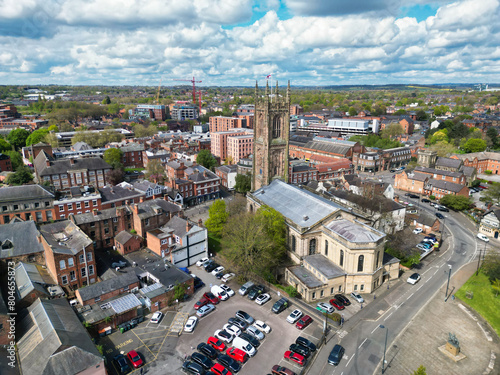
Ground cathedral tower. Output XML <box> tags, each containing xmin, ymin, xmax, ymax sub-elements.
<box><xmin>252</xmin><ymin>80</ymin><xmax>290</xmax><ymax>191</ymax></box>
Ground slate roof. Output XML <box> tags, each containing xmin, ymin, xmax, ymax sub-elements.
<box><xmin>39</xmin><ymin>220</ymin><xmax>92</xmax><ymax>255</ymax></box>
<box><xmin>72</xmin><ymin>142</ymin><xmax>92</xmax><ymax>151</ymax></box>
<box><xmin>132</xmin><ymin>180</ymin><xmax>162</xmax><ymax>193</ymax></box>
<box><xmin>415</xmin><ymin>166</ymin><xmax>463</xmax><ymax>178</ymax></box>
<box><xmin>287</xmin><ymin>265</ymin><xmax>323</xmax><ymax>288</ymax></box>
<box><xmin>416</xmin><ymin>212</ymin><xmax>438</xmax><ymax>227</ymax></box>
<box><xmin>407</xmin><ymin>171</ymin><xmax>429</xmax><ymax>182</ymax></box>
<box><xmin>15</xmin><ymin>262</ymin><xmax>54</xmax><ymax>300</ymax></box>
<box><xmin>72</xmin><ymin>206</ymin><xmax>125</xmax><ymax>224</ymax></box>
<box><xmin>0</xmin><ymin>221</ymin><xmax>44</xmax><ymax>259</ymax></box>
<box><xmin>435</xmin><ymin>157</ymin><xmax>462</xmax><ymax>169</ymax></box>
<box><xmin>460</xmin><ymin>165</ymin><xmax>476</xmax><ymax>178</ymax></box>
<box><xmin>329</xmin><ymin>190</ymin><xmax>404</xmax><ymax>212</ymax></box>
<box><xmin>216</xmin><ymin>165</ymin><xmax>238</xmax><ymax>174</ymax></box>
<box><xmin>18</xmin><ymin>298</ymin><xmax>102</xmax><ymax>375</ymax></box>
<box><xmin>99</xmin><ymin>185</ymin><xmax>144</xmax><ymax>203</ymax></box>
<box><xmin>452</xmin><ymin>151</ymin><xmax>500</xmax><ymax>161</ymax></box>
<box><xmin>291</xmin><ymin>164</ymin><xmax>316</xmax><ymax>173</ymax></box>
<box><xmin>304</xmin><ymin>254</ymin><xmax>345</xmax><ymax>279</ymax></box>
<box><xmin>425</xmin><ymin>179</ymin><xmax>467</xmax><ymax>193</ymax></box>
<box><xmin>135</xmin><ymin>198</ymin><xmax>182</xmax><ymax>219</ymax></box>
<box><xmin>115</xmin><ymin>230</ymin><xmax>135</xmax><ymax>245</ymax></box>
<box><xmin>0</xmin><ymin>184</ymin><xmax>54</xmax><ymax>202</ymax></box>
<box><xmin>120</xmin><ymin>143</ymin><xmax>144</xmax><ymax>152</ymax></box>
<box><xmin>250</xmin><ymin>179</ymin><xmax>346</xmax><ymax>228</ymax></box>
<box><xmin>77</xmin><ymin>272</ymin><xmax>138</xmax><ymax>302</ymax></box>
<box><xmin>34</xmin><ymin>151</ymin><xmax>111</xmax><ymax>176</ymax></box>
<box><xmin>325</xmin><ymin>219</ymin><xmax>385</xmax><ymax>243</ymax></box>
<box><xmin>161</xmin><ymin>216</ymin><xmax>190</xmax><ymax>239</ymax></box>
<box><xmin>301</xmin><ymin>140</ymin><xmax>352</xmax><ymax>156</ymax></box>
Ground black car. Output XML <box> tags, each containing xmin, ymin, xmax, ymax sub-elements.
<box><xmin>289</xmin><ymin>343</ymin><xmax>310</xmax><ymax>357</ymax></box>
<box><xmin>203</xmin><ymin>260</ymin><xmax>215</xmax><ymax>271</ymax></box>
<box><xmin>217</xmin><ymin>354</ymin><xmax>241</xmax><ymax>373</ymax></box>
<box><xmin>272</xmin><ymin>297</ymin><xmax>289</xmax><ymax>313</ymax></box>
<box><xmin>205</xmin><ymin>263</ymin><xmax>220</xmax><ymax>273</ymax></box>
<box><xmin>295</xmin><ymin>336</ymin><xmax>317</xmax><ymax>352</ymax></box>
<box><xmin>247</xmin><ymin>285</ymin><xmax>265</xmax><ymax>300</ymax></box>
<box><xmin>228</xmin><ymin>317</ymin><xmax>248</xmax><ymax>330</ymax></box>
<box><xmin>437</xmin><ymin>206</ymin><xmax>449</xmax><ymax>212</ymax></box>
<box><xmin>425</xmin><ymin>233</ymin><xmax>437</xmax><ymax>239</ymax></box>
<box><xmin>239</xmin><ymin>332</ymin><xmax>260</xmax><ymax>348</ymax></box>
<box><xmin>435</xmin><ymin>212</ymin><xmax>445</xmax><ymax>219</ymax></box>
<box><xmin>334</xmin><ymin>294</ymin><xmax>351</xmax><ymax>306</ymax></box>
<box><xmin>215</xmin><ymin>271</ymin><xmax>224</xmax><ymax>279</ymax></box>
<box><xmin>328</xmin><ymin>344</ymin><xmax>345</xmax><ymax>366</ymax></box>
<box><xmin>197</xmin><ymin>343</ymin><xmax>218</xmax><ymax>360</ymax></box>
<box><xmin>191</xmin><ymin>352</ymin><xmax>214</xmax><ymax>370</ymax></box>
<box><xmin>113</xmin><ymin>354</ymin><xmax>131</xmax><ymax>374</ymax></box>
<box><xmin>421</xmin><ymin>198</ymin><xmax>431</xmax><ymax>203</ymax></box>
<box><xmin>409</xmin><ymin>194</ymin><xmax>419</xmax><ymax>199</ymax></box>
<box><xmin>194</xmin><ymin>277</ymin><xmax>205</xmax><ymax>290</ymax></box>
<box><xmin>182</xmin><ymin>360</ymin><xmax>206</xmax><ymax>375</ymax></box>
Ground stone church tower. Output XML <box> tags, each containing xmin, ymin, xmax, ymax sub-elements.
<box><xmin>417</xmin><ymin>149</ymin><xmax>438</xmax><ymax>168</ymax></box>
<box><xmin>252</xmin><ymin>80</ymin><xmax>290</xmax><ymax>191</ymax></box>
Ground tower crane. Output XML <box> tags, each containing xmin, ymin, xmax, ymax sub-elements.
<box><xmin>173</xmin><ymin>76</ymin><xmax>202</xmax><ymax>104</ymax></box>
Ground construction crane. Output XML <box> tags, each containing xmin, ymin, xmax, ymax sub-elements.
<box><xmin>173</xmin><ymin>76</ymin><xmax>202</xmax><ymax>104</ymax></box>
<box><xmin>155</xmin><ymin>78</ymin><xmax>162</xmax><ymax>104</ymax></box>
<box><xmin>198</xmin><ymin>90</ymin><xmax>202</xmax><ymax>116</ymax></box>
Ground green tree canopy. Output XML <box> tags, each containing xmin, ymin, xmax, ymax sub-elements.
<box><xmin>5</xmin><ymin>151</ymin><xmax>23</xmax><ymax>170</ymax></box>
<box><xmin>463</xmin><ymin>138</ymin><xmax>487</xmax><ymax>153</ymax></box>
<box><xmin>196</xmin><ymin>149</ymin><xmax>217</xmax><ymax>170</ymax></box>
<box><xmin>412</xmin><ymin>365</ymin><xmax>427</xmax><ymax>375</ymax></box>
<box><xmin>380</xmin><ymin>123</ymin><xmax>404</xmax><ymax>139</ymax></box>
<box><xmin>47</xmin><ymin>125</ymin><xmax>59</xmax><ymax>132</ymax></box>
<box><xmin>482</xmin><ymin>252</ymin><xmax>500</xmax><ymax>283</ymax></box>
<box><xmin>105</xmin><ymin>168</ymin><xmax>124</xmax><ymax>185</ymax></box>
<box><xmin>234</xmin><ymin>174</ymin><xmax>251</xmax><ymax>194</ymax></box>
<box><xmin>102</xmin><ymin>95</ymin><xmax>111</xmax><ymax>105</ymax></box>
<box><xmin>26</xmin><ymin>128</ymin><xmax>50</xmax><ymax>146</ymax></box>
<box><xmin>0</xmin><ymin>138</ymin><xmax>12</xmax><ymax>152</ymax></box>
<box><xmin>144</xmin><ymin>159</ymin><xmax>165</xmax><ymax>183</ymax></box>
<box><xmin>103</xmin><ymin>147</ymin><xmax>123</xmax><ymax>169</ymax></box>
<box><xmin>205</xmin><ymin>199</ymin><xmax>228</xmax><ymax>237</ymax></box>
<box><xmin>439</xmin><ymin>194</ymin><xmax>472</xmax><ymax>211</ymax></box>
<box><xmin>482</xmin><ymin>184</ymin><xmax>500</xmax><ymax>206</ymax></box>
<box><xmin>487</xmin><ymin>127</ymin><xmax>498</xmax><ymax>147</ymax></box>
<box><xmin>7</xmin><ymin>128</ymin><xmax>29</xmax><ymax>150</ymax></box>
<box><xmin>134</xmin><ymin>124</ymin><xmax>158</xmax><ymax>138</ymax></box>
<box><xmin>6</xmin><ymin>165</ymin><xmax>33</xmax><ymax>185</ymax></box>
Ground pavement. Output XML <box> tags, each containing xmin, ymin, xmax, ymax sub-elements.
<box><xmin>381</xmin><ymin>262</ymin><xmax>499</xmax><ymax>375</ymax></box>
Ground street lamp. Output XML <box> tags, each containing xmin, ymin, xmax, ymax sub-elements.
<box><xmin>379</xmin><ymin>325</ymin><xmax>389</xmax><ymax>374</ymax></box>
<box><xmin>445</xmin><ymin>264</ymin><xmax>452</xmax><ymax>301</ymax></box>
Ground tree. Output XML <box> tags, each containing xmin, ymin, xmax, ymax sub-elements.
<box><xmin>173</xmin><ymin>283</ymin><xmax>187</xmax><ymax>301</ymax></box>
<box><xmin>105</xmin><ymin>168</ymin><xmax>124</xmax><ymax>185</ymax></box>
<box><xmin>482</xmin><ymin>253</ymin><xmax>500</xmax><ymax>282</ymax></box>
<box><xmin>196</xmin><ymin>149</ymin><xmax>217</xmax><ymax>170</ymax></box>
<box><xmin>102</xmin><ymin>96</ymin><xmax>111</xmax><ymax>105</ymax></box>
<box><xmin>482</xmin><ymin>184</ymin><xmax>500</xmax><ymax>205</ymax></box>
<box><xmin>234</xmin><ymin>174</ymin><xmax>251</xmax><ymax>194</ymax></box>
<box><xmin>348</xmin><ymin>107</ymin><xmax>357</xmax><ymax>116</ymax></box>
<box><xmin>26</xmin><ymin>128</ymin><xmax>50</xmax><ymax>146</ymax></box>
<box><xmin>103</xmin><ymin>148</ymin><xmax>123</xmax><ymax>169</ymax></box>
<box><xmin>47</xmin><ymin>125</ymin><xmax>59</xmax><ymax>132</ymax></box>
<box><xmin>5</xmin><ymin>151</ymin><xmax>23</xmax><ymax>170</ymax></box>
<box><xmin>134</xmin><ymin>124</ymin><xmax>157</xmax><ymax>138</ymax></box>
<box><xmin>144</xmin><ymin>159</ymin><xmax>165</xmax><ymax>183</ymax></box>
<box><xmin>415</xmin><ymin>110</ymin><xmax>427</xmax><ymax>121</ymax></box>
<box><xmin>412</xmin><ymin>365</ymin><xmax>427</xmax><ymax>375</ymax></box>
<box><xmin>0</xmin><ymin>138</ymin><xmax>12</xmax><ymax>152</ymax></box>
<box><xmin>7</xmin><ymin>128</ymin><xmax>29</xmax><ymax>150</ymax></box>
<box><xmin>487</xmin><ymin>127</ymin><xmax>498</xmax><ymax>147</ymax></box>
<box><xmin>43</xmin><ymin>132</ymin><xmax>60</xmax><ymax>147</ymax></box>
<box><xmin>6</xmin><ymin>165</ymin><xmax>33</xmax><ymax>185</ymax></box>
<box><xmin>428</xmin><ymin>141</ymin><xmax>456</xmax><ymax>157</ymax></box>
<box><xmin>205</xmin><ymin>199</ymin><xmax>228</xmax><ymax>237</ymax></box>
<box><xmin>463</xmin><ymin>138</ymin><xmax>487</xmax><ymax>153</ymax></box>
<box><xmin>439</xmin><ymin>194</ymin><xmax>472</xmax><ymax>211</ymax></box>
<box><xmin>492</xmin><ymin>278</ymin><xmax>500</xmax><ymax>298</ymax></box>
<box><xmin>381</xmin><ymin>123</ymin><xmax>403</xmax><ymax>139</ymax></box>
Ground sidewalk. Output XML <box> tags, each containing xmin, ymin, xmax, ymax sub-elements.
<box><xmin>381</xmin><ymin>262</ymin><xmax>499</xmax><ymax>375</ymax></box>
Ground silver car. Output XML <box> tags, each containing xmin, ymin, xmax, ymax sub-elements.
<box><xmin>246</xmin><ymin>325</ymin><xmax>264</xmax><ymax>341</ymax></box>
<box><xmin>350</xmin><ymin>292</ymin><xmax>364</xmax><ymax>303</ymax></box>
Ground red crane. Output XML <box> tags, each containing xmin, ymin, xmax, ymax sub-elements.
<box><xmin>198</xmin><ymin>90</ymin><xmax>202</xmax><ymax>116</ymax></box>
<box><xmin>173</xmin><ymin>76</ymin><xmax>202</xmax><ymax>104</ymax></box>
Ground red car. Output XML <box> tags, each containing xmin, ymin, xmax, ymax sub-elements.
<box><xmin>226</xmin><ymin>347</ymin><xmax>248</xmax><ymax>363</ymax></box>
<box><xmin>194</xmin><ymin>297</ymin><xmax>209</xmax><ymax>310</ymax></box>
<box><xmin>284</xmin><ymin>350</ymin><xmax>306</xmax><ymax>366</ymax></box>
<box><xmin>296</xmin><ymin>315</ymin><xmax>313</xmax><ymax>330</ymax></box>
<box><xmin>203</xmin><ymin>292</ymin><xmax>220</xmax><ymax>305</ymax></box>
<box><xmin>271</xmin><ymin>365</ymin><xmax>297</xmax><ymax>375</ymax></box>
<box><xmin>329</xmin><ymin>298</ymin><xmax>345</xmax><ymax>310</ymax></box>
<box><xmin>127</xmin><ymin>350</ymin><xmax>143</xmax><ymax>368</ymax></box>
<box><xmin>207</xmin><ymin>336</ymin><xmax>226</xmax><ymax>352</ymax></box>
<box><xmin>211</xmin><ymin>363</ymin><xmax>232</xmax><ymax>375</ymax></box>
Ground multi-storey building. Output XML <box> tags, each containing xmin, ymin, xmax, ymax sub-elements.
<box><xmin>423</xmin><ymin>179</ymin><xmax>469</xmax><ymax>199</ymax></box>
<box><xmin>227</xmin><ymin>134</ymin><xmax>253</xmax><ymax>164</ymax></box>
<box><xmin>451</xmin><ymin>152</ymin><xmax>500</xmax><ymax>174</ymax></box>
<box><xmin>352</xmin><ymin>147</ymin><xmax>412</xmax><ymax>172</ymax></box>
<box><xmin>209</xmin><ymin>116</ymin><xmax>247</xmax><ymax>133</ymax></box>
<box><xmin>120</xmin><ymin>143</ymin><xmax>145</xmax><ymax>168</ymax></box>
<box><xmin>0</xmin><ymin>153</ymin><xmax>12</xmax><ymax>172</ymax></box>
<box><xmin>289</xmin><ymin>162</ymin><xmax>318</xmax><ymax>185</ymax></box>
<box><xmin>55</xmin><ymin>190</ymin><xmax>102</xmax><ymax>220</ymax></box>
<box><xmin>129</xmin><ymin>104</ymin><xmax>167</xmax><ymax>121</ymax></box>
<box><xmin>34</xmin><ymin>151</ymin><xmax>112</xmax><ymax>191</ymax></box>
<box><xmin>289</xmin><ymin>136</ymin><xmax>363</xmax><ymax>163</ymax></box>
<box><xmin>211</xmin><ymin>129</ymin><xmax>252</xmax><ymax>161</ymax></box>
<box><xmin>326</xmin><ymin>118</ymin><xmax>380</xmax><ymax>136</ymax></box>
<box><xmin>413</xmin><ymin>166</ymin><xmax>467</xmax><ymax>185</ymax></box>
<box><xmin>316</xmin><ymin>159</ymin><xmax>354</xmax><ymax>181</ymax></box>
<box><xmin>171</xmin><ymin>104</ymin><xmax>197</xmax><ymax>120</ymax></box>
<box><xmin>0</xmin><ymin>185</ymin><xmax>55</xmax><ymax>224</ymax></box>
<box><xmin>215</xmin><ymin>164</ymin><xmax>238</xmax><ymax>190</ymax></box>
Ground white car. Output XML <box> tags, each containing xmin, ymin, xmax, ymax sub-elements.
<box><xmin>255</xmin><ymin>293</ymin><xmax>271</xmax><ymax>305</ymax></box>
<box><xmin>150</xmin><ymin>311</ymin><xmax>163</xmax><ymax>323</ymax></box>
<box><xmin>196</xmin><ymin>257</ymin><xmax>210</xmax><ymax>267</ymax></box>
<box><xmin>220</xmin><ymin>284</ymin><xmax>234</xmax><ymax>297</ymax></box>
<box><xmin>214</xmin><ymin>329</ymin><xmax>234</xmax><ymax>343</ymax></box>
<box><xmin>350</xmin><ymin>292</ymin><xmax>364</xmax><ymax>303</ymax></box>
<box><xmin>413</xmin><ymin>228</ymin><xmax>423</xmax><ymax>234</ymax></box>
<box><xmin>221</xmin><ymin>273</ymin><xmax>235</xmax><ymax>282</ymax></box>
<box><xmin>477</xmin><ymin>233</ymin><xmax>490</xmax><ymax>242</ymax></box>
<box><xmin>252</xmin><ymin>320</ymin><xmax>271</xmax><ymax>334</ymax></box>
<box><xmin>184</xmin><ymin>316</ymin><xmax>198</xmax><ymax>332</ymax></box>
<box><xmin>223</xmin><ymin>323</ymin><xmax>242</xmax><ymax>337</ymax></box>
<box><xmin>211</xmin><ymin>266</ymin><xmax>225</xmax><ymax>276</ymax></box>
<box><xmin>286</xmin><ymin>309</ymin><xmax>303</xmax><ymax>324</ymax></box>
<box><xmin>407</xmin><ymin>273</ymin><xmax>421</xmax><ymax>285</ymax></box>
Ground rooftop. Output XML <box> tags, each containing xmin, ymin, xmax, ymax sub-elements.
<box><xmin>304</xmin><ymin>254</ymin><xmax>346</xmax><ymax>279</ymax></box>
<box><xmin>288</xmin><ymin>265</ymin><xmax>323</xmax><ymax>288</ymax></box>
<box><xmin>39</xmin><ymin>220</ymin><xmax>92</xmax><ymax>255</ymax></box>
<box><xmin>77</xmin><ymin>272</ymin><xmax>138</xmax><ymax>302</ymax></box>
<box><xmin>325</xmin><ymin>219</ymin><xmax>385</xmax><ymax>243</ymax></box>
<box><xmin>0</xmin><ymin>220</ymin><xmax>44</xmax><ymax>259</ymax></box>
<box><xmin>0</xmin><ymin>184</ymin><xmax>54</xmax><ymax>202</ymax></box>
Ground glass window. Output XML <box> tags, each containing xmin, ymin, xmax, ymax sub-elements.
<box><xmin>81</xmin><ymin>267</ymin><xmax>87</xmax><ymax>278</ymax></box>
<box><xmin>59</xmin><ymin>260</ymin><xmax>66</xmax><ymax>269</ymax></box>
<box><xmin>358</xmin><ymin>255</ymin><xmax>364</xmax><ymax>272</ymax></box>
<box><xmin>86</xmin><ymin>252</ymin><xmax>92</xmax><ymax>261</ymax></box>
<box><xmin>89</xmin><ymin>265</ymin><xmax>94</xmax><ymax>275</ymax></box>
<box><xmin>340</xmin><ymin>250</ymin><xmax>344</xmax><ymax>267</ymax></box>
<box><xmin>291</xmin><ymin>236</ymin><xmax>296</xmax><ymax>252</ymax></box>
<box><xmin>59</xmin><ymin>205</ymin><xmax>64</xmax><ymax>212</ymax></box>
<box><xmin>70</xmin><ymin>270</ymin><xmax>76</xmax><ymax>281</ymax></box>
<box><xmin>68</xmin><ymin>258</ymin><xmax>74</xmax><ymax>267</ymax></box>
<box><xmin>79</xmin><ymin>254</ymin><xmax>85</xmax><ymax>263</ymax></box>
<box><xmin>85</xmin><ymin>201</ymin><xmax>90</xmax><ymax>208</ymax></box>
<box><xmin>360</xmin><ymin>284</ymin><xmax>364</xmax><ymax>291</ymax></box>
<box><xmin>76</xmin><ymin>202</ymin><xmax>81</xmax><ymax>209</ymax></box>
<box><xmin>309</xmin><ymin>239</ymin><xmax>316</xmax><ymax>255</ymax></box>
<box><xmin>61</xmin><ymin>275</ymin><xmax>68</xmax><ymax>285</ymax></box>
<box><xmin>325</xmin><ymin>240</ymin><xmax>328</xmax><ymax>256</ymax></box>
<box><xmin>312</xmin><ymin>292</ymin><xmax>316</xmax><ymax>299</ymax></box>
<box><xmin>354</xmin><ymin>284</ymin><xmax>358</xmax><ymax>291</ymax></box>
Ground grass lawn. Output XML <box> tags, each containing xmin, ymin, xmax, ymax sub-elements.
<box><xmin>455</xmin><ymin>271</ymin><xmax>500</xmax><ymax>337</ymax></box>
<box><xmin>208</xmin><ymin>233</ymin><xmax>221</xmax><ymax>254</ymax></box>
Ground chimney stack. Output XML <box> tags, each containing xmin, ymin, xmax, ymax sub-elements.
<box><xmin>46</xmin><ymin>160</ymin><xmax>51</xmax><ymax>167</ymax></box>
<box><xmin>92</xmin><ymin>208</ymin><xmax>98</xmax><ymax>216</ymax></box>
<box><xmin>186</xmin><ymin>220</ymin><xmax>190</xmax><ymax>232</ymax></box>
<box><xmin>134</xmin><ymin>204</ymin><xmax>139</xmax><ymax>214</ymax></box>
<box><xmin>140</xmin><ymin>196</ymin><xmax>144</xmax><ymax>203</ymax></box>
<box><xmin>70</xmin><ymin>158</ymin><xmax>75</xmax><ymax>165</ymax></box>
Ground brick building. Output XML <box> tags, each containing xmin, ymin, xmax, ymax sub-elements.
<box><xmin>0</xmin><ymin>185</ymin><xmax>55</xmax><ymax>224</ymax></box>
<box><xmin>289</xmin><ymin>136</ymin><xmax>363</xmax><ymax>162</ymax></box>
<box><xmin>55</xmin><ymin>189</ymin><xmax>102</xmax><ymax>220</ymax></box>
<box><xmin>414</xmin><ymin>166</ymin><xmax>467</xmax><ymax>185</ymax></box>
<box><xmin>0</xmin><ymin>153</ymin><xmax>12</xmax><ymax>172</ymax></box>
<box><xmin>22</xmin><ymin>142</ymin><xmax>54</xmax><ymax>161</ymax></box>
<box><xmin>211</xmin><ymin>129</ymin><xmax>252</xmax><ymax>161</ymax></box>
<box><xmin>394</xmin><ymin>170</ymin><xmax>428</xmax><ymax>195</ymax></box>
<box><xmin>289</xmin><ymin>163</ymin><xmax>318</xmax><ymax>184</ymax></box>
<box><xmin>316</xmin><ymin>159</ymin><xmax>354</xmax><ymax>181</ymax></box>
<box><xmin>115</xmin><ymin>230</ymin><xmax>143</xmax><ymax>255</ymax></box>
<box><xmin>14</xmin><ymin>262</ymin><xmax>57</xmax><ymax>309</ymax></box>
<box><xmin>209</xmin><ymin>116</ymin><xmax>247</xmax><ymax>133</ymax></box>
<box><xmin>451</xmin><ymin>152</ymin><xmax>500</xmax><ymax>174</ymax></box>
<box><xmin>215</xmin><ymin>164</ymin><xmax>238</xmax><ymax>190</ymax></box>
<box><xmin>120</xmin><ymin>143</ymin><xmax>145</xmax><ymax>168</ymax></box>
<box><xmin>75</xmin><ymin>272</ymin><xmax>140</xmax><ymax>306</ymax></box>
<box><xmin>423</xmin><ymin>179</ymin><xmax>469</xmax><ymax>199</ymax></box>
<box><xmin>227</xmin><ymin>134</ymin><xmax>253</xmax><ymax>164</ymax></box>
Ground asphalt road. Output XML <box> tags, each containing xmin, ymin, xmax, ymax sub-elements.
<box><xmin>305</xmin><ymin>175</ymin><xmax>486</xmax><ymax>375</ymax></box>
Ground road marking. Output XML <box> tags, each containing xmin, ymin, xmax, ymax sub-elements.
<box><xmin>406</xmin><ymin>293</ymin><xmax>414</xmax><ymax>300</ymax></box>
<box><xmin>371</xmin><ymin>326</ymin><xmax>379</xmax><ymax>334</ymax></box>
<box><xmin>433</xmin><ymin>269</ymin><xmax>439</xmax><ymax>275</ymax></box>
<box><xmin>358</xmin><ymin>338</ymin><xmax>367</xmax><ymax>349</ymax></box>
<box><xmin>384</xmin><ymin>312</ymin><xmax>393</xmax><ymax>321</ymax></box>
<box><xmin>417</xmin><ymin>284</ymin><xmax>424</xmax><ymax>291</ymax></box>
<box><xmin>346</xmin><ymin>353</ymin><xmax>355</xmax><ymax>367</ymax></box>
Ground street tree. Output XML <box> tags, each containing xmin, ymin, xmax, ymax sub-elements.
<box><xmin>380</xmin><ymin>123</ymin><xmax>403</xmax><ymax>139</ymax></box>
<box><xmin>196</xmin><ymin>149</ymin><xmax>217</xmax><ymax>170</ymax></box>
<box><xmin>6</xmin><ymin>165</ymin><xmax>33</xmax><ymax>185</ymax></box>
<box><xmin>482</xmin><ymin>252</ymin><xmax>500</xmax><ymax>282</ymax></box>
<box><xmin>103</xmin><ymin>148</ymin><xmax>123</xmax><ymax>169</ymax></box>
<box><xmin>234</xmin><ymin>174</ymin><xmax>251</xmax><ymax>194</ymax></box>
<box><xmin>439</xmin><ymin>194</ymin><xmax>472</xmax><ymax>211</ymax></box>
<box><xmin>0</xmin><ymin>138</ymin><xmax>12</xmax><ymax>152</ymax></box>
<box><xmin>144</xmin><ymin>159</ymin><xmax>165</xmax><ymax>183</ymax></box>
<box><xmin>5</xmin><ymin>151</ymin><xmax>23</xmax><ymax>170</ymax></box>
<box><xmin>7</xmin><ymin>128</ymin><xmax>29</xmax><ymax>150</ymax></box>
<box><xmin>412</xmin><ymin>365</ymin><xmax>427</xmax><ymax>375</ymax></box>
<box><xmin>26</xmin><ymin>128</ymin><xmax>50</xmax><ymax>146</ymax></box>
<box><xmin>205</xmin><ymin>199</ymin><xmax>228</xmax><ymax>237</ymax></box>
<box><xmin>482</xmin><ymin>184</ymin><xmax>500</xmax><ymax>205</ymax></box>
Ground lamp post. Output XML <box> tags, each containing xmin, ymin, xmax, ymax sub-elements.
<box><xmin>445</xmin><ymin>264</ymin><xmax>452</xmax><ymax>301</ymax></box>
<box><xmin>380</xmin><ymin>324</ymin><xmax>388</xmax><ymax>374</ymax></box>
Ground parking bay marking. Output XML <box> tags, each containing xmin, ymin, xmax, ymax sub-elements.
<box><xmin>346</xmin><ymin>353</ymin><xmax>355</xmax><ymax>367</ymax></box>
<box><xmin>358</xmin><ymin>338</ymin><xmax>367</xmax><ymax>349</ymax></box>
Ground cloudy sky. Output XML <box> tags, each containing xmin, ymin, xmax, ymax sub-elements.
<box><xmin>1</xmin><ymin>0</ymin><xmax>499</xmax><ymax>86</ymax></box>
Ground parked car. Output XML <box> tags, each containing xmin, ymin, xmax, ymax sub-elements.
<box><xmin>235</xmin><ymin>310</ymin><xmax>254</xmax><ymax>325</ymax></box>
<box><xmin>232</xmin><ymin>336</ymin><xmax>257</xmax><ymax>357</ymax></box>
<box><xmin>215</xmin><ymin>271</ymin><xmax>224</xmax><ymax>279</ymax></box>
<box><xmin>296</xmin><ymin>315</ymin><xmax>313</xmax><ymax>330</ymax></box>
<box><xmin>329</xmin><ymin>298</ymin><xmax>345</xmax><ymax>310</ymax></box>
<box><xmin>420</xmin><ymin>242</ymin><xmax>433</xmax><ymax>248</ymax></box>
<box><xmin>214</xmin><ymin>329</ymin><xmax>234</xmax><ymax>344</ymax></box>
<box><xmin>111</xmin><ymin>260</ymin><xmax>127</xmax><ymax>268</ymax></box>
<box><xmin>409</xmin><ymin>194</ymin><xmax>419</xmax><ymax>199</ymax></box>
<box><xmin>247</xmin><ymin>285</ymin><xmax>265</xmax><ymax>300</ymax></box>
<box><xmin>238</xmin><ymin>281</ymin><xmax>254</xmax><ymax>296</ymax></box>
<box><xmin>271</xmin><ymin>365</ymin><xmax>297</xmax><ymax>375</ymax></box>
<box><xmin>197</xmin><ymin>342</ymin><xmax>218</xmax><ymax>360</ymax></box>
<box><xmin>239</xmin><ymin>332</ymin><xmax>260</xmax><ymax>348</ymax></box>
<box><xmin>194</xmin><ymin>277</ymin><xmax>205</xmax><ymax>290</ymax></box>
<box><xmin>226</xmin><ymin>347</ymin><xmax>248</xmax><ymax>363</ymax></box>
<box><xmin>286</xmin><ymin>309</ymin><xmax>303</xmax><ymax>324</ymax></box>
<box><xmin>113</xmin><ymin>354</ymin><xmax>131</xmax><ymax>374</ymax></box>
<box><xmin>255</xmin><ymin>293</ymin><xmax>271</xmax><ymax>305</ymax></box>
<box><xmin>252</xmin><ymin>320</ymin><xmax>271</xmax><ymax>334</ymax></box>
<box><xmin>184</xmin><ymin>316</ymin><xmax>198</xmax><ymax>332</ymax></box>
<box><xmin>207</xmin><ymin>337</ymin><xmax>226</xmax><ymax>352</ymax></box>
<box><xmin>416</xmin><ymin>244</ymin><xmax>430</xmax><ymax>251</ymax></box>
<box><xmin>205</xmin><ymin>262</ymin><xmax>220</xmax><ymax>273</ymax></box>
<box><xmin>296</xmin><ymin>336</ymin><xmax>317</xmax><ymax>352</ymax></box>
<box><xmin>316</xmin><ymin>302</ymin><xmax>334</xmax><ymax>313</ymax></box>
<box><xmin>127</xmin><ymin>350</ymin><xmax>143</xmax><ymax>368</ymax></box>
<box><xmin>421</xmin><ymin>198</ymin><xmax>431</xmax><ymax>203</ymax></box>
<box><xmin>196</xmin><ymin>257</ymin><xmax>210</xmax><ymax>267</ymax></box>
<box><xmin>150</xmin><ymin>311</ymin><xmax>163</xmax><ymax>324</ymax></box>
<box><xmin>477</xmin><ymin>233</ymin><xmax>490</xmax><ymax>242</ymax></box>
<box><xmin>413</xmin><ymin>228</ymin><xmax>423</xmax><ymax>234</ymax></box>
<box><xmin>194</xmin><ymin>297</ymin><xmax>209</xmax><ymax>310</ymax></box>
<box><xmin>334</xmin><ymin>294</ymin><xmax>351</xmax><ymax>306</ymax></box>
<box><xmin>246</xmin><ymin>325</ymin><xmax>264</xmax><ymax>340</ymax></box>
<box><xmin>227</xmin><ymin>317</ymin><xmax>248</xmax><ymax>330</ymax></box>
<box><xmin>196</xmin><ymin>304</ymin><xmax>215</xmax><ymax>317</ymax></box>
<box><xmin>221</xmin><ymin>273</ymin><xmax>235</xmax><ymax>282</ymax></box>
<box><xmin>435</xmin><ymin>212</ymin><xmax>445</xmax><ymax>219</ymax></box>
<box><xmin>190</xmin><ymin>352</ymin><xmax>214</xmax><ymax>370</ymax></box>
<box><xmin>211</xmin><ymin>266</ymin><xmax>225</xmax><ymax>276</ymax></box>
<box><xmin>217</xmin><ymin>354</ymin><xmax>241</xmax><ymax>373</ymax></box>
<box><xmin>289</xmin><ymin>343</ymin><xmax>310</xmax><ymax>357</ymax></box>
<box><xmin>407</xmin><ymin>273</ymin><xmax>421</xmax><ymax>285</ymax></box>
<box><xmin>437</xmin><ymin>205</ymin><xmax>449</xmax><ymax>212</ymax></box>
<box><xmin>350</xmin><ymin>292</ymin><xmax>364</xmax><ymax>303</ymax></box>
<box><xmin>220</xmin><ymin>284</ymin><xmax>235</xmax><ymax>297</ymax></box>
<box><xmin>203</xmin><ymin>292</ymin><xmax>220</xmax><ymax>305</ymax></box>
<box><xmin>211</xmin><ymin>285</ymin><xmax>229</xmax><ymax>301</ymax></box>
<box><xmin>272</xmin><ymin>297</ymin><xmax>289</xmax><ymax>314</ymax></box>
<box><xmin>203</xmin><ymin>260</ymin><xmax>216</xmax><ymax>271</ymax></box>
<box><xmin>328</xmin><ymin>344</ymin><xmax>345</xmax><ymax>366</ymax></box>
<box><xmin>284</xmin><ymin>350</ymin><xmax>306</xmax><ymax>366</ymax></box>
<box><xmin>223</xmin><ymin>324</ymin><xmax>241</xmax><ymax>337</ymax></box>
<box><xmin>211</xmin><ymin>363</ymin><xmax>231</xmax><ymax>375</ymax></box>
<box><xmin>422</xmin><ymin>237</ymin><xmax>438</xmax><ymax>244</ymax></box>
<box><xmin>182</xmin><ymin>360</ymin><xmax>206</xmax><ymax>375</ymax></box>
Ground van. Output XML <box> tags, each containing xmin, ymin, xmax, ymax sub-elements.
<box><xmin>211</xmin><ymin>285</ymin><xmax>229</xmax><ymax>301</ymax></box>
<box><xmin>232</xmin><ymin>336</ymin><xmax>257</xmax><ymax>357</ymax></box>
<box><xmin>69</xmin><ymin>299</ymin><xmax>78</xmax><ymax>307</ymax></box>
<box><xmin>238</xmin><ymin>281</ymin><xmax>254</xmax><ymax>296</ymax></box>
